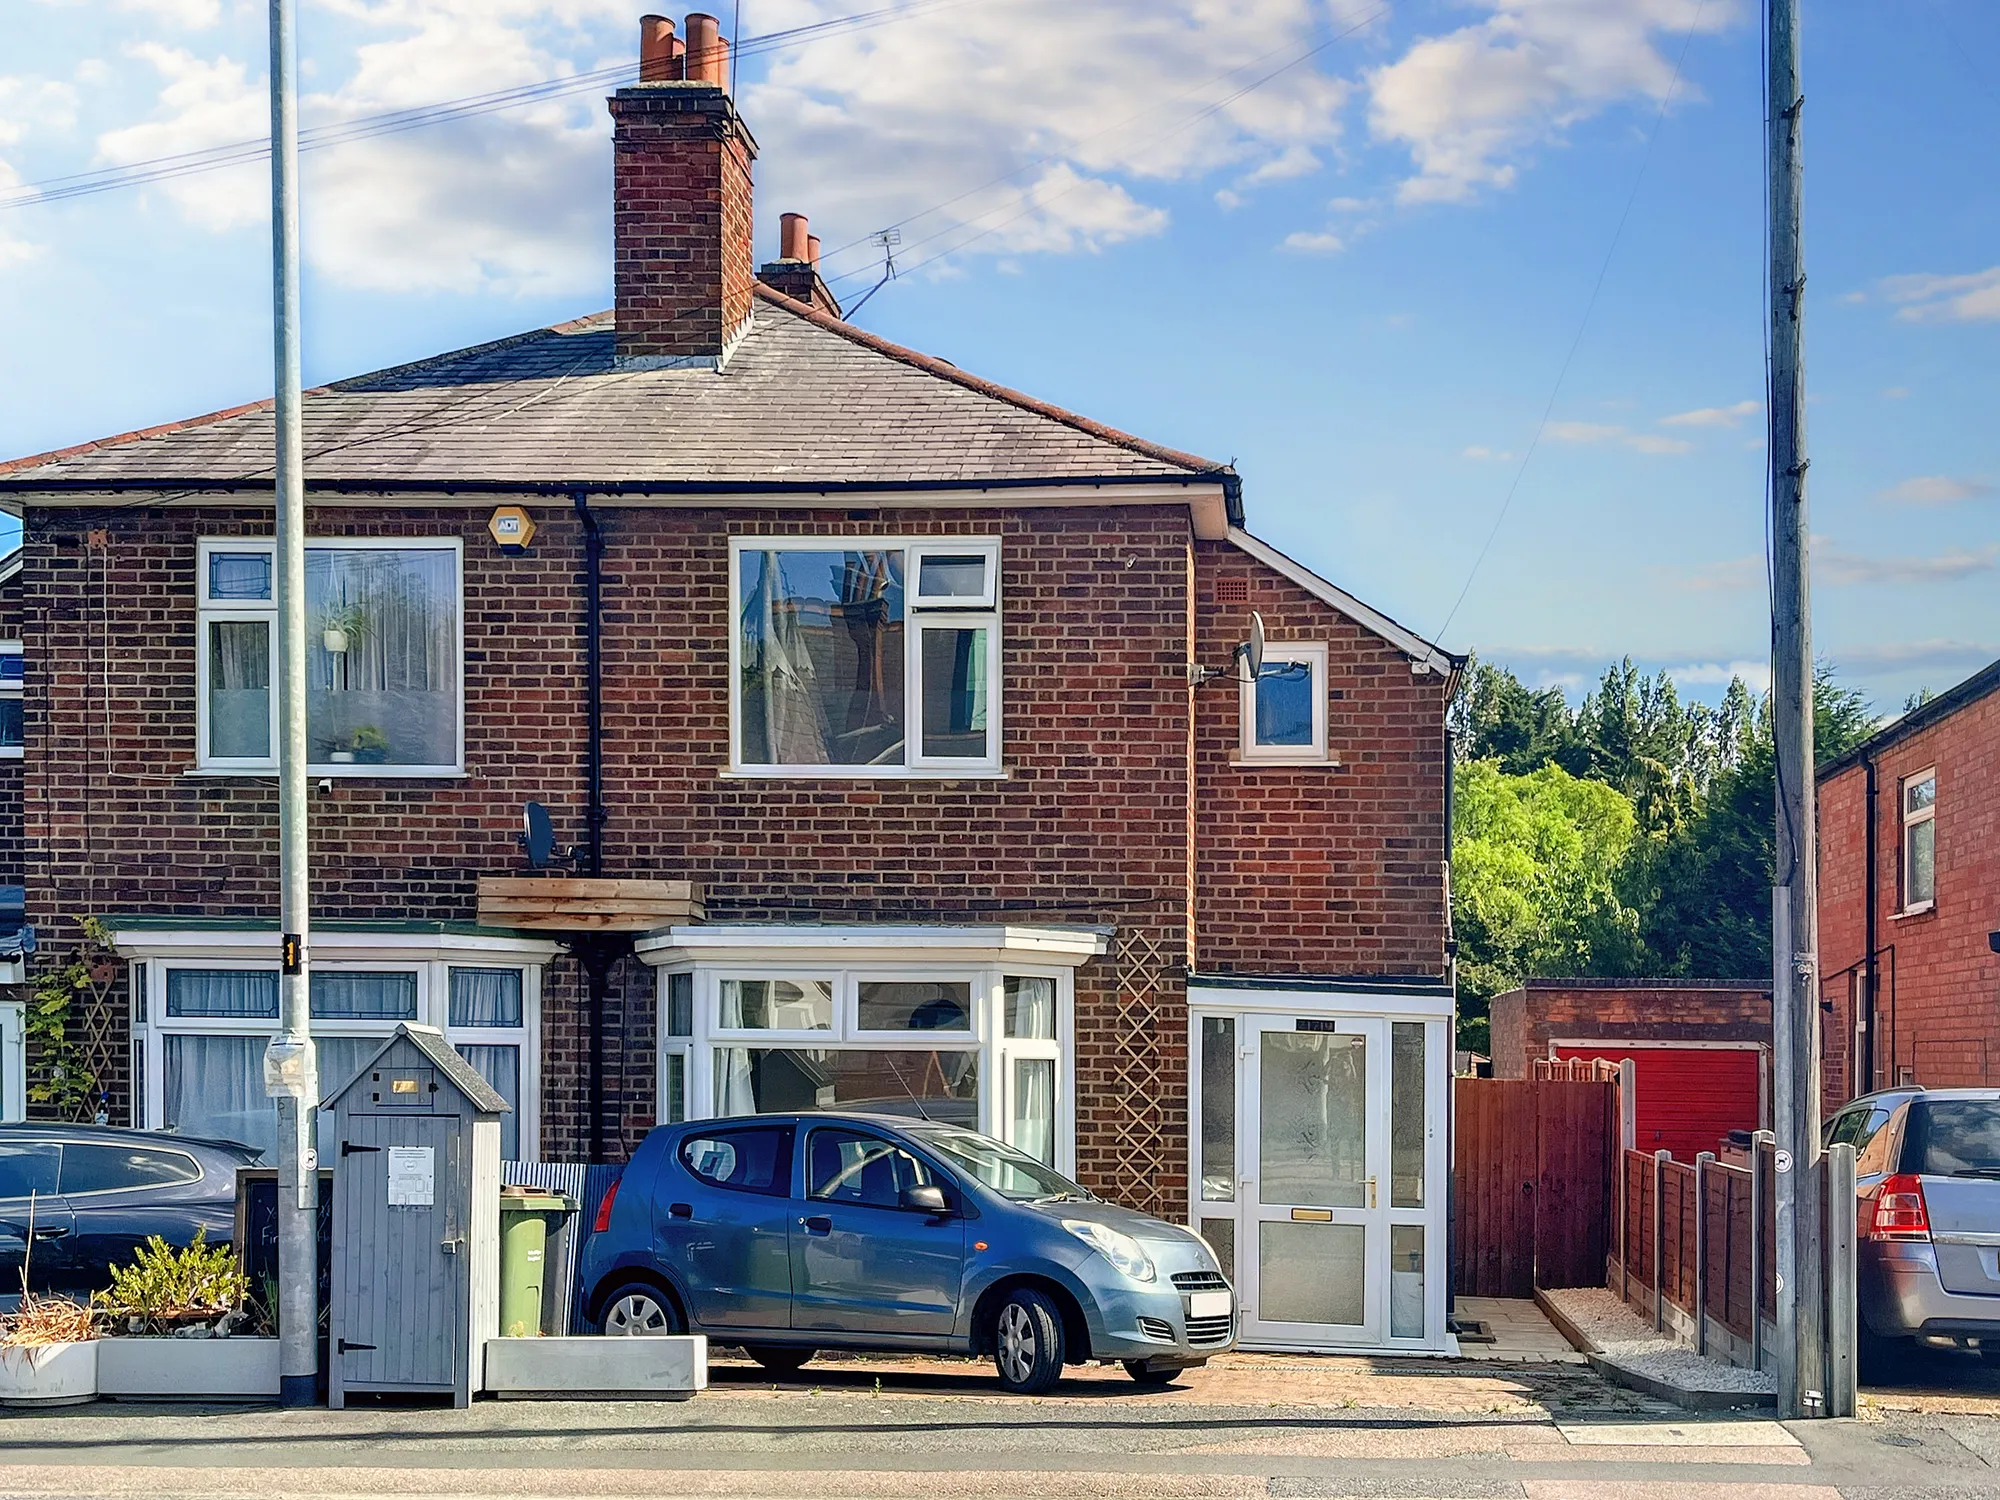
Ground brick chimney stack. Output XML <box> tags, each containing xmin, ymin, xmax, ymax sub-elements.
<box><xmin>609</xmin><ymin>13</ymin><xmax>757</xmax><ymax>367</ymax></box>
<box><xmin>756</xmin><ymin>210</ymin><xmax>845</xmax><ymax>319</ymax></box>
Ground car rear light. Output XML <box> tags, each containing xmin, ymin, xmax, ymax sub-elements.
<box><xmin>592</xmin><ymin>1175</ymin><xmax>621</xmax><ymax>1234</ymax></box>
<box><xmin>1871</xmin><ymin>1173</ymin><xmax>1931</xmax><ymax>1241</ymax></box>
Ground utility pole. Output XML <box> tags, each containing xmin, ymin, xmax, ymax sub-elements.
<box><xmin>261</xmin><ymin>0</ymin><xmax>319</xmax><ymax>1410</ymax></box>
<box><xmin>1767</xmin><ymin>0</ymin><xmax>1825</xmax><ymax>1421</ymax></box>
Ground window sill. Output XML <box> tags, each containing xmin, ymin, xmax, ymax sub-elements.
<box><xmin>0</xmin><ymin>747</ymin><xmax>21</xmax><ymax>760</ymax></box>
<box><xmin>719</xmin><ymin>766</ymin><xmax>1012</xmax><ymax>781</ymax></box>
<box><xmin>1890</xmin><ymin>901</ymin><xmax>1936</xmax><ymax>921</ymax></box>
<box><xmin>183</xmin><ymin>766</ymin><xmax>470</xmax><ymax>780</ymax></box>
<box><xmin>1230</xmin><ymin>753</ymin><xmax>1342</xmax><ymax>768</ymax></box>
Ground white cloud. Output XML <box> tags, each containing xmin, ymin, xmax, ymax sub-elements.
<box><xmin>1674</xmin><ymin>554</ymin><xmax>1762</xmax><ymax>592</ymax></box>
<box><xmin>1881</xmin><ymin>386</ymin><xmax>1909</xmax><ymax>400</ymax></box>
<box><xmin>1281</xmin><ymin>228</ymin><xmax>1344</xmax><ymax>255</ymax></box>
<box><xmin>1818</xmin><ymin>544</ymin><xmax>1999</xmax><ymax>587</ymax></box>
<box><xmin>96</xmin><ymin>44</ymin><xmax>266</xmax><ymax>232</ymax></box>
<box><xmin>1877</xmin><ymin>475</ymin><xmax>1993</xmax><ymax>506</ymax></box>
<box><xmin>117</xmin><ymin>0</ymin><xmax>223</xmax><ymax>28</ymax></box>
<box><xmin>1462</xmin><ymin>444</ymin><xmax>1516</xmax><ymax>461</ymax></box>
<box><xmin>1667</xmin><ymin>658</ymin><xmax>1769</xmax><ymax>692</ymax></box>
<box><xmin>1831</xmin><ymin>639</ymin><xmax>2000</xmax><ymax>675</ymax></box>
<box><xmin>1660</xmin><ymin>398</ymin><xmax>1759</xmax><ymax>428</ymax></box>
<box><xmin>1546</xmin><ymin>418</ymin><xmax>1690</xmax><ymax>455</ymax></box>
<box><xmin>0</xmin><ymin>74</ymin><xmax>82</xmax><ymax>266</ymax></box>
<box><xmin>1366</xmin><ymin>0</ymin><xmax>1734</xmax><ymax>205</ymax></box>
<box><xmin>1879</xmin><ymin>265</ymin><xmax>2000</xmax><ymax>324</ymax></box>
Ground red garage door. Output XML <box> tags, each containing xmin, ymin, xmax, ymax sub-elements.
<box><xmin>1555</xmin><ymin>1045</ymin><xmax>1763</xmax><ymax>1164</ymax></box>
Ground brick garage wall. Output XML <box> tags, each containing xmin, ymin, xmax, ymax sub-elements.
<box><xmin>1488</xmin><ymin>979</ymin><xmax>1771</xmax><ymax>1079</ymax></box>
<box><xmin>18</xmin><ymin>501</ymin><xmax>1197</xmax><ymax>1212</ymax></box>
<box><xmin>1192</xmin><ymin>540</ymin><xmax>1450</xmax><ymax>977</ymax></box>
<box><xmin>1818</xmin><ymin>680</ymin><xmax>2000</xmax><ymax>1106</ymax></box>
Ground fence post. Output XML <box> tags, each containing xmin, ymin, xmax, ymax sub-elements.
<box><xmin>1618</xmin><ymin>1060</ymin><xmax>1637</xmax><ymax>1301</ymax></box>
<box><xmin>1694</xmin><ymin>1150</ymin><xmax>1714</xmax><ymax>1356</ymax></box>
<box><xmin>1751</xmin><ymin>1128</ymin><xmax>1774</xmax><ymax>1372</ymax></box>
<box><xmin>1653</xmin><ymin>1148</ymin><xmax>1670</xmax><ymax>1333</ymax></box>
<box><xmin>1827</xmin><ymin>1142</ymin><xmax>1858</xmax><ymax>1417</ymax></box>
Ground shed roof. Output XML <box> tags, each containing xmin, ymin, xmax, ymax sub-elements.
<box><xmin>328</xmin><ymin>1024</ymin><xmax>511</xmax><ymax>1115</ymax></box>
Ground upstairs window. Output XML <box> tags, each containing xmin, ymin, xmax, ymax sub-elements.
<box><xmin>196</xmin><ymin>539</ymin><xmax>463</xmax><ymax>775</ymax></box>
<box><xmin>732</xmin><ymin>538</ymin><xmax>1000</xmax><ymax>775</ymax></box>
<box><xmin>1239</xmin><ymin>642</ymin><xmax>1328</xmax><ymax>763</ymax></box>
<box><xmin>0</xmin><ymin>639</ymin><xmax>20</xmax><ymax>759</ymax></box>
<box><xmin>1902</xmin><ymin>769</ymin><xmax>1936</xmax><ymax>911</ymax></box>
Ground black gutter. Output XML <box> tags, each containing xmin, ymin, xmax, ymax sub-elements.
<box><xmin>574</xmin><ymin>490</ymin><xmax>612</xmax><ymax>1163</ymax></box>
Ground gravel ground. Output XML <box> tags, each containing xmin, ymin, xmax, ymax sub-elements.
<box><xmin>1541</xmin><ymin>1286</ymin><xmax>1777</xmax><ymax>1395</ymax></box>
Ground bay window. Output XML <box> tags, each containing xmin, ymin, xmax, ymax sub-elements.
<box><xmin>196</xmin><ymin>538</ymin><xmax>464</xmax><ymax>775</ymax></box>
<box><xmin>731</xmin><ymin>538</ymin><xmax>1001</xmax><ymax>775</ymax></box>
<box><xmin>639</xmin><ymin>928</ymin><xmax>1100</xmax><ymax>1173</ymax></box>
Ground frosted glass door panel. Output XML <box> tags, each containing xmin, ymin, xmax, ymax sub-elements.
<box><xmin>1258</xmin><ymin>1031</ymin><xmax>1367</xmax><ymax>1207</ymax></box>
<box><xmin>1258</xmin><ymin>1221</ymin><xmax>1365</xmax><ymax>1326</ymax></box>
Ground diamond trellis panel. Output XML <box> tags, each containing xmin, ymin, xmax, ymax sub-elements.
<box><xmin>1105</xmin><ymin>929</ymin><xmax>1172</xmax><ymax>1217</ymax></box>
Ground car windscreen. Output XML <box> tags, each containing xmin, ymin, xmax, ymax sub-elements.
<box><xmin>916</xmin><ymin>1127</ymin><xmax>1092</xmax><ymax>1202</ymax></box>
<box><xmin>1907</xmin><ymin>1100</ymin><xmax>2000</xmax><ymax>1177</ymax></box>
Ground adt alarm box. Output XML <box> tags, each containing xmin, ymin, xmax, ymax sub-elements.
<box><xmin>326</xmin><ymin>1024</ymin><xmax>507</xmax><ymax>1408</ymax></box>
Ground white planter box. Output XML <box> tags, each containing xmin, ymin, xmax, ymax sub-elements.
<box><xmin>97</xmin><ymin>1337</ymin><xmax>281</xmax><ymax>1401</ymax></box>
<box><xmin>484</xmin><ymin>1335</ymin><xmax>707</xmax><ymax>1400</ymax></box>
<box><xmin>0</xmin><ymin>1341</ymin><xmax>98</xmax><ymax>1406</ymax></box>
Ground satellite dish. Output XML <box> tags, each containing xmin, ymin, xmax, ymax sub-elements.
<box><xmin>1236</xmin><ymin>610</ymin><xmax>1266</xmax><ymax>684</ymax></box>
<box><xmin>521</xmin><ymin>801</ymin><xmax>555</xmax><ymax>869</ymax></box>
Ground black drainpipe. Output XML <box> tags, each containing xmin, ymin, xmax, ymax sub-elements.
<box><xmin>1862</xmin><ymin>752</ymin><xmax>1878</xmax><ymax>1095</ymax></box>
<box><xmin>575</xmin><ymin>491</ymin><xmax>611</xmax><ymax>1162</ymax></box>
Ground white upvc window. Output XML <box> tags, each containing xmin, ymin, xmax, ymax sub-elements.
<box><xmin>730</xmin><ymin>536</ymin><xmax>1002</xmax><ymax>777</ymax></box>
<box><xmin>195</xmin><ymin>537</ymin><xmax>465</xmax><ymax>776</ymax></box>
<box><xmin>119</xmin><ymin>934</ymin><xmax>553</xmax><ymax>1162</ymax></box>
<box><xmin>0</xmin><ymin>638</ymin><xmax>21</xmax><ymax>760</ymax></box>
<box><xmin>1902</xmin><ymin>768</ymin><xmax>1937</xmax><ymax>912</ymax></box>
<box><xmin>650</xmin><ymin>963</ymin><xmax>1073</xmax><ymax>1173</ymax></box>
<box><xmin>1239</xmin><ymin>641</ymin><xmax>1329</xmax><ymax>764</ymax></box>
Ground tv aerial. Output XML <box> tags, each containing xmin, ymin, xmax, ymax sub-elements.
<box><xmin>519</xmin><ymin>801</ymin><xmax>557</xmax><ymax>869</ymax></box>
<box><xmin>1191</xmin><ymin>610</ymin><xmax>1266</xmax><ymax>687</ymax></box>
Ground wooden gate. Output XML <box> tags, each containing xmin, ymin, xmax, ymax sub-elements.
<box><xmin>1453</xmin><ymin>1070</ymin><xmax>1618</xmax><ymax>1297</ymax></box>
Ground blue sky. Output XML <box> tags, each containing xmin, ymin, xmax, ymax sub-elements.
<box><xmin>3</xmin><ymin>0</ymin><xmax>1995</xmax><ymax>714</ymax></box>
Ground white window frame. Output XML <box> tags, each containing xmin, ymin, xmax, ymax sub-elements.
<box><xmin>0</xmin><ymin>998</ymin><xmax>24</xmax><ymax>1123</ymax></box>
<box><xmin>650</xmin><ymin>958</ymin><xmax>1077</xmax><ymax>1174</ymax></box>
<box><xmin>727</xmin><ymin>535</ymin><xmax>1003</xmax><ymax>778</ymax></box>
<box><xmin>194</xmin><ymin>537</ymin><xmax>467</xmax><ymax>777</ymax></box>
<box><xmin>115</xmin><ymin>930</ymin><xmax>555</xmax><ymax>1160</ymax></box>
<box><xmin>0</xmin><ymin>638</ymin><xmax>21</xmax><ymax>761</ymax></box>
<box><xmin>1901</xmin><ymin>767</ymin><xmax>1937</xmax><ymax>914</ymax></box>
<box><xmin>1239</xmin><ymin>641</ymin><xmax>1329</xmax><ymax>764</ymax></box>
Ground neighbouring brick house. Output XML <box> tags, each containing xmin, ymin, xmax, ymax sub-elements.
<box><xmin>0</xmin><ymin>554</ymin><xmax>23</xmax><ymax>1119</ymax></box>
<box><xmin>1820</xmin><ymin>658</ymin><xmax>2000</xmax><ymax>1107</ymax></box>
<box><xmin>0</xmin><ymin>13</ymin><xmax>1464</xmax><ymax>1352</ymax></box>
<box><xmin>1488</xmin><ymin>979</ymin><xmax>1770</xmax><ymax>1162</ymax></box>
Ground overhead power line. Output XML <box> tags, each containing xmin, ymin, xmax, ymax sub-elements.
<box><xmin>2</xmin><ymin>1</ymin><xmax>969</xmax><ymax>212</ymax></box>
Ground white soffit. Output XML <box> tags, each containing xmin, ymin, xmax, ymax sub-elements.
<box><xmin>636</xmin><ymin>924</ymin><xmax>1111</xmax><ymax>968</ymax></box>
<box><xmin>1224</xmin><ymin>528</ymin><xmax>1455</xmax><ymax>675</ymax></box>
<box><xmin>108</xmin><ymin>928</ymin><xmax>565</xmax><ymax>963</ymax></box>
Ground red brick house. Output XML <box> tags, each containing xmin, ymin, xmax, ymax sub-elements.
<box><xmin>0</xmin><ymin>555</ymin><xmax>23</xmax><ymax>1119</ymax></box>
<box><xmin>1488</xmin><ymin>979</ymin><xmax>1770</xmax><ymax>1162</ymax></box>
<box><xmin>0</xmin><ymin>14</ymin><xmax>1463</xmax><ymax>1352</ymax></box>
<box><xmin>1820</xmin><ymin>659</ymin><xmax>2000</xmax><ymax>1107</ymax></box>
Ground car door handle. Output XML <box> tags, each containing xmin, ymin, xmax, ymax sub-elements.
<box><xmin>668</xmin><ymin>1202</ymin><xmax>692</xmax><ymax>1219</ymax></box>
<box><xmin>801</xmin><ymin>1216</ymin><xmax>832</xmax><ymax>1236</ymax></box>
<box><xmin>31</xmin><ymin>1226</ymin><xmax>69</xmax><ymax>1240</ymax></box>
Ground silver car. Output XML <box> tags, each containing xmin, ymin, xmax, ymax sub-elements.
<box><xmin>1827</xmin><ymin>1087</ymin><xmax>2000</xmax><ymax>1366</ymax></box>
<box><xmin>580</xmin><ymin>1113</ymin><xmax>1236</xmax><ymax>1393</ymax></box>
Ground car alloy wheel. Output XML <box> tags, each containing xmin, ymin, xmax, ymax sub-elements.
<box><xmin>991</xmin><ymin>1288</ymin><xmax>1064</xmax><ymax>1395</ymax></box>
<box><xmin>601</xmin><ymin>1287</ymin><xmax>676</xmax><ymax>1336</ymax></box>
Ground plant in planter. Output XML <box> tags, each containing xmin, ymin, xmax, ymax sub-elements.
<box><xmin>349</xmin><ymin>724</ymin><xmax>390</xmax><ymax>764</ymax></box>
<box><xmin>91</xmin><ymin>1231</ymin><xmax>279</xmax><ymax>1401</ymax></box>
<box><xmin>317</xmin><ymin>602</ymin><xmax>367</xmax><ymax>656</ymax></box>
<box><xmin>0</xmin><ymin>1293</ymin><xmax>98</xmax><ymax>1406</ymax></box>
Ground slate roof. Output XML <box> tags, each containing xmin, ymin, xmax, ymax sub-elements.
<box><xmin>0</xmin><ymin>286</ymin><xmax>1233</xmax><ymax>502</ymax></box>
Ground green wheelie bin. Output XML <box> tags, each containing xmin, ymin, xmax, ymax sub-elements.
<box><xmin>498</xmin><ymin>1190</ymin><xmax>577</xmax><ymax>1338</ymax></box>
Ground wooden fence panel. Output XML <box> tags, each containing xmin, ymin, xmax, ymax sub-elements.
<box><xmin>1624</xmin><ymin>1150</ymin><xmax>1655</xmax><ymax>1287</ymax></box>
<box><xmin>1759</xmin><ymin>1139</ymin><xmax>1777</xmax><ymax>1314</ymax></box>
<box><xmin>1533</xmin><ymin>1080</ymin><xmax>1616</xmax><ymax>1289</ymax></box>
<box><xmin>1454</xmin><ymin>1077</ymin><xmax>1536</xmax><ymax>1296</ymax></box>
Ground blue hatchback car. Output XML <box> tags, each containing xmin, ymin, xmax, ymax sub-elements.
<box><xmin>580</xmin><ymin>1113</ymin><xmax>1236</xmax><ymax>1392</ymax></box>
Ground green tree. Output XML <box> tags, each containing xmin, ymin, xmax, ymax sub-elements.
<box><xmin>1451</xmin><ymin>760</ymin><xmax>1644</xmax><ymax>1050</ymax></box>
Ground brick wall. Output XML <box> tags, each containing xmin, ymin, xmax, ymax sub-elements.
<box><xmin>17</xmin><ymin>501</ymin><xmax>1447</xmax><ymax>1206</ymax></box>
<box><xmin>1192</xmin><ymin>540</ymin><xmax>1450</xmax><ymax>977</ymax></box>
<box><xmin>1488</xmin><ymin>979</ymin><xmax>1771</xmax><ymax>1079</ymax></box>
<box><xmin>1819</xmin><ymin>679</ymin><xmax>2000</xmax><ymax>1106</ymax></box>
<box><xmin>0</xmin><ymin>569</ymin><xmax>21</xmax><ymax>887</ymax></box>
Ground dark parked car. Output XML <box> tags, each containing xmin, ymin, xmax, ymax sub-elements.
<box><xmin>1825</xmin><ymin>1087</ymin><xmax>2000</xmax><ymax>1366</ymax></box>
<box><xmin>0</xmin><ymin>1124</ymin><xmax>263</xmax><ymax>1296</ymax></box>
<box><xmin>580</xmin><ymin>1113</ymin><xmax>1235</xmax><ymax>1394</ymax></box>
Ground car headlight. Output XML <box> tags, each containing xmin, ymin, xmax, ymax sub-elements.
<box><xmin>1062</xmin><ymin>1220</ymin><xmax>1156</xmax><ymax>1284</ymax></box>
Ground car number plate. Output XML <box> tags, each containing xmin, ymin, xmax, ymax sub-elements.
<box><xmin>1187</xmin><ymin>1290</ymin><xmax>1231</xmax><ymax>1319</ymax></box>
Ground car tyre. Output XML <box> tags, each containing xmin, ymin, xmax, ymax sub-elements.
<box><xmin>744</xmin><ymin>1344</ymin><xmax>815</xmax><ymax>1376</ymax></box>
<box><xmin>992</xmin><ymin>1288</ymin><xmax>1065</xmax><ymax>1395</ymax></box>
<box><xmin>1122</xmin><ymin>1360</ymin><xmax>1176</xmax><ymax>1388</ymax></box>
<box><xmin>598</xmin><ymin>1281</ymin><xmax>684</xmax><ymax>1337</ymax></box>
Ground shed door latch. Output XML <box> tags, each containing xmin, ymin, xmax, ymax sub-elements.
<box><xmin>337</xmin><ymin>1339</ymin><xmax>376</xmax><ymax>1354</ymax></box>
<box><xmin>341</xmin><ymin>1142</ymin><xmax>380</xmax><ymax>1156</ymax></box>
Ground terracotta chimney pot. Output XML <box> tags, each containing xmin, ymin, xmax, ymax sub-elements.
<box><xmin>780</xmin><ymin>212</ymin><xmax>810</xmax><ymax>262</ymax></box>
<box><xmin>807</xmin><ymin>234</ymin><xmax>821</xmax><ymax>267</ymax></box>
<box><xmin>638</xmin><ymin>15</ymin><xmax>680</xmax><ymax>81</ymax></box>
<box><xmin>686</xmin><ymin>13</ymin><xmax>726</xmax><ymax>86</ymax></box>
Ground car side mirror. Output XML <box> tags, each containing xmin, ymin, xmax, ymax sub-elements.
<box><xmin>900</xmin><ymin>1184</ymin><xmax>950</xmax><ymax>1216</ymax></box>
